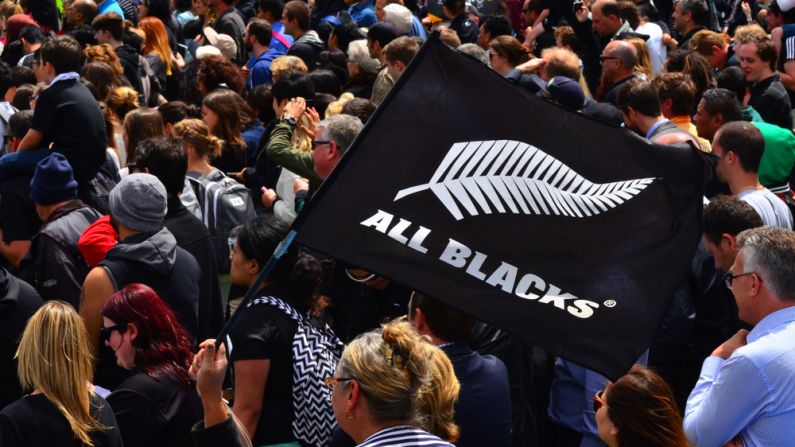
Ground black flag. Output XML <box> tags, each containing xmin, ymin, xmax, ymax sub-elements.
<box><xmin>294</xmin><ymin>33</ymin><xmax>704</xmax><ymax>380</ymax></box>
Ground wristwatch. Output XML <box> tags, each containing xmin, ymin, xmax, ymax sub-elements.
<box><xmin>281</xmin><ymin>112</ymin><xmax>297</xmax><ymax>126</ymax></box>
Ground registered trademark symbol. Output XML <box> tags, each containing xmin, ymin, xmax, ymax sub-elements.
<box><xmin>603</xmin><ymin>300</ymin><xmax>617</xmax><ymax>308</ymax></box>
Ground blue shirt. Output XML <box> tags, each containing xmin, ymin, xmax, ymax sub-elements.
<box><xmin>246</xmin><ymin>50</ymin><xmax>279</xmax><ymax>89</ymax></box>
<box><xmin>684</xmin><ymin>306</ymin><xmax>795</xmax><ymax>447</ymax></box>
<box><xmin>97</xmin><ymin>0</ymin><xmax>125</xmax><ymax>19</ymax></box>
<box><xmin>409</xmin><ymin>15</ymin><xmax>427</xmax><ymax>39</ymax></box>
<box><xmin>348</xmin><ymin>0</ymin><xmax>376</xmax><ymax>27</ymax></box>
<box><xmin>270</xmin><ymin>22</ymin><xmax>293</xmax><ymax>56</ymax></box>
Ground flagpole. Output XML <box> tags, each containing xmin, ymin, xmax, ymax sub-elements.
<box><xmin>214</xmin><ymin>229</ymin><xmax>297</xmax><ymax>349</ymax></box>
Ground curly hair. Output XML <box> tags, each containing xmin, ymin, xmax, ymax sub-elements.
<box><xmin>198</xmin><ymin>55</ymin><xmax>245</xmax><ymax>94</ymax></box>
<box><xmin>83</xmin><ymin>43</ymin><xmax>125</xmax><ymax>75</ymax></box>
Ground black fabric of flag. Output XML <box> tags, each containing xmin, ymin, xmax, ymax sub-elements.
<box><xmin>294</xmin><ymin>33</ymin><xmax>705</xmax><ymax>380</ymax></box>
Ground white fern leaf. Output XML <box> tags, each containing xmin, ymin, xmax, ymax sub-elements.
<box><xmin>394</xmin><ymin>140</ymin><xmax>656</xmax><ymax>221</ymax></box>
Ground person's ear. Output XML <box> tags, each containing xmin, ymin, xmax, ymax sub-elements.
<box><xmin>396</xmin><ymin>60</ymin><xmax>406</xmax><ymax>73</ymax></box>
<box><xmin>127</xmin><ymin>322</ymin><xmax>139</xmax><ymax>343</ymax></box>
<box><xmin>248</xmin><ymin>258</ymin><xmax>261</xmax><ymax>275</ymax></box>
<box><xmin>347</xmin><ymin>379</ymin><xmax>361</xmax><ymax>411</ymax></box>
<box><xmin>412</xmin><ymin>307</ymin><xmax>429</xmax><ymax>334</ymax></box>
<box><xmin>720</xmin><ymin>233</ymin><xmax>737</xmax><ymax>252</ymax></box>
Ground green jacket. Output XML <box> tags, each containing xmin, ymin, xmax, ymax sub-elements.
<box><xmin>266</xmin><ymin>120</ymin><xmax>322</xmax><ymax>185</ymax></box>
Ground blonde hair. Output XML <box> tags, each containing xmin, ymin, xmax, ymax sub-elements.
<box><xmin>83</xmin><ymin>44</ymin><xmax>125</xmax><ymax>75</ymax></box>
<box><xmin>626</xmin><ymin>37</ymin><xmax>653</xmax><ymax>79</ymax></box>
<box><xmin>689</xmin><ymin>30</ymin><xmax>730</xmax><ymax>57</ymax></box>
<box><xmin>416</xmin><ymin>345</ymin><xmax>460</xmax><ymax>443</ymax></box>
<box><xmin>107</xmin><ymin>86</ymin><xmax>140</xmax><ymax>120</ymax></box>
<box><xmin>338</xmin><ymin>320</ymin><xmax>458</xmax><ymax>438</ymax></box>
<box><xmin>271</xmin><ymin>55</ymin><xmax>308</xmax><ymax>83</ymax></box>
<box><xmin>17</xmin><ymin>302</ymin><xmax>106</xmax><ymax>446</ymax></box>
<box><xmin>325</xmin><ymin>92</ymin><xmax>355</xmax><ymax>117</ymax></box>
<box><xmin>173</xmin><ymin>118</ymin><xmax>223</xmax><ymax>160</ymax></box>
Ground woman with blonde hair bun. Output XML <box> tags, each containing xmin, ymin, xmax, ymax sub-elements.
<box><xmin>173</xmin><ymin>118</ymin><xmax>223</xmax><ymax>177</ymax></box>
<box><xmin>0</xmin><ymin>301</ymin><xmax>123</xmax><ymax>446</ymax></box>
<box><xmin>328</xmin><ymin>320</ymin><xmax>458</xmax><ymax>446</ymax></box>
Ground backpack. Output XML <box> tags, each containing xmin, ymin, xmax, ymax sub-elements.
<box><xmin>187</xmin><ymin>168</ymin><xmax>255</xmax><ymax>273</ymax></box>
<box><xmin>138</xmin><ymin>55</ymin><xmax>162</xmax><ymax>107</ymax></box>
<box><xmin>244</xmin><ymin>295</ymin><xmax>344</xmax><ymax>447</ymax></box>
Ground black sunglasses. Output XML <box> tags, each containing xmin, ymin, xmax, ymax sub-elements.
<box><xmin>312</xmin><ymin>140</ymin><xmax>332</xmax><ymax>150</ymax></box>
<box><xmin>100</xmin><ymin>324</ymin><xmax>125</xmax><ymax>342</ymax></box>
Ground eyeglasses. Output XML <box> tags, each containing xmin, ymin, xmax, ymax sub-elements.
<box><xmin>323</xmin><ymin>376</ymin><xmax>354</xmax><ymax>390</ymax></box>
<box><xmin>312</xmin><ymin>140</ymin><xmax>332</xmax><ymax>150</ymax></box>
<box><xmin>599</xmin><ymin>56</ymin><xmax>620</xmax><ymax>63</ymax></box>
<box><xmin>100</xmin><ymin>324</ymin><xmax>126</xmax><ymax>342</ymax></box>
<box><xmin>593</xmin><ymin>389</ymin><xmax>608</xmax><ymax>412</ymax></box>
<box><xmin>724</xmin><ymin>272</ymin><xmax>756</xmax><ymax>289</ymax></box>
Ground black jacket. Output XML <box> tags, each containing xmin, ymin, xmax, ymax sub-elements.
<box><xmin>19</xmin><ymin>200</ymin><xmax>101</xmax><ymax>308</ymax></box>
<box><xmin>749</xmin><ymin>74</ymin><xmax>793</xmax><ymax>130</ymax></box>
<box><xmin>164</xmin><ymin>196</ymin><xmax>224</xmax><ymax>342</ymax></box>
<box><xmin>287</xmin><ymin>30</ymin><xmax>325</xmax><ymax>70</ymax></box>
<box><xmin>450</xmin><ymin>14</ymin><xmax>479</xmax><ymax>45</ymax></box>
<box><xmin>115</xmin><ymin>44</ymin><xmax>143</xmax><ymax>95</ymax></box>
<box><xmin>213</xmin><ymin>7</ymin><xmax>246</xmax><ymax>64</ymax></box>
<box><xmin>0</xmin><ymin>268</ymin><xmax>42</xmax><ymax>409</ymax></box>
<box><xmin>100</xmin><ymin>227</ymin><xmax>200</xmax><ymax>338</ymax></box>
<box><xmin>441</xmin><ymin>343</ymin><xmax>512</xmax><ymax>447</ymax></box>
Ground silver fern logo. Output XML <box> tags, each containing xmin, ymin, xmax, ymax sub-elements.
<box><xmin>394</xmin><ymin>140</ymin><xmax>655</xmax><ymax>220</ymax></box>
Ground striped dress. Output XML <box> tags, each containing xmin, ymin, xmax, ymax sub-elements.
<box><xmin>357</xmin><ymin>426</ymin><xmax>455</xmax><ymax>447</ymax></box>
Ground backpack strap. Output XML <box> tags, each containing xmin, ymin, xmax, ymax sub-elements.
<box><xmin>272</xmin><ymin>31</ymin><xmax>291</xmax><ymax>50</ymax></box>
<box><xmin>247</xmin><ymin>295</ymin><xmax>303</xmax><ymax>323</ymax></box>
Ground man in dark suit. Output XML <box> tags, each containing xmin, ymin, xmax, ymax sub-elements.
<box><xmin>408</xmin><ymin>292</ymin><xmax>512</xmax><ymax>447</ymax></box>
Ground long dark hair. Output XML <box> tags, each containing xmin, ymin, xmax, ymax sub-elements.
<box><xmin>102</xmin><ymin>284</ymin><xmax>194</xmax><ymax>386</ymax></box>
<box><xmin>606</xmin><ymin>365</ymin><xmax>690</xmax><ymax>447</ymax></box>
<box><xmin>236</xmin><ymin>217</ymin><xmax>323</xmax><ymax>312</ymax></box>
<box><xmin>202</xmin><ymin>89</ymin><xmax>246</xmax><ymax>150</ymax></box>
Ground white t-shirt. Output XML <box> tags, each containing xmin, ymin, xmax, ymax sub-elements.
<box><xmin>636</xmin><ymin>22</ymin><xmax>667</xmax><ymax>75</ymax></box>
<box><xmin>737</xmin><ymin>188</ymin><xmax>793</xmax><ymax>229</ymax></box>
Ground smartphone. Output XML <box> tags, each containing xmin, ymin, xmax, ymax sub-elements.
<box><xmin>572</xmin><ymin>1</ymin><xmax>584</xmax><ymax>12</ymax></box>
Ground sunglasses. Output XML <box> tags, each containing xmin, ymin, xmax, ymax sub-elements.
<box><xmin>323</xmin><ymin>376</ymin><xmax>354</xmax><ymax>390</ymax></box>
<box><xmin>312</xmin><ymin>140</ymin><xmax>332</xmax><ymax>150</ymax></box>
<box><xmin>100</xmin><ymin>324</ymin><xmax>125</xmax><ymax>342</ymax></box>
<box><xmin>593</xmin><ymin>389</ymin><xmax>608</xmax><ymax>412</ymax></box>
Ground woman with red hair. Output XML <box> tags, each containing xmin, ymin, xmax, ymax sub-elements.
<box><xmin>139</xmin><ymin>16</ymin><xmax>174</xmax><ymax>102</ymax></box>
<box><xmin>102</xmin><ymin>283</ymin><xmax>202</xmax><ymax>447</ymax></box>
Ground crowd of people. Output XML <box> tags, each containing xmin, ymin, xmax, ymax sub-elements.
<box><xmin>0</xmin><ymin>0</ymin><xmax>793</xmax><ymax>445</ymax></box>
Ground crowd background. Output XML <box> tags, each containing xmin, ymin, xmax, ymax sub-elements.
<box><xmin>0</xmin><ymin>0</ymin><xmax>793</xmax><ymax>446</ymax></box>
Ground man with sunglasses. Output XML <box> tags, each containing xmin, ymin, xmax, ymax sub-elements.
<box><xmin>684</xmin><ymin>227</ymin><xmax>795</xmax><ymax>447</ymax></box>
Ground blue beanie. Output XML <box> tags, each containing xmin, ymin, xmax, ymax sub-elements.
<box><xmin>29</xmin><ymin>153</ymin><xmax>78</xmax><ymax>205</ymax></box>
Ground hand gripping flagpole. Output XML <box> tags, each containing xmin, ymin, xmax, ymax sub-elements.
<box><xmin>214</xmin><ymin>229</ymin><xmax>297</xmax><ymax>350</ymax></box>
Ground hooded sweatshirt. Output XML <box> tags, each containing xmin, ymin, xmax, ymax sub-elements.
<box><xmin>287</xmin><ymin>30</ymin><xmax>324</xmax><ymax>70</ymax></box>
<box><xmin>114</xmin><ymin>44</ymin><xmax>144</xmax><ymax>95</ymax></box>
<box><xmin>100</xmin><ymin>227</ymin><xmax>200</xmax><ymax>338</ymax></box>
<box><xmin>0</xmin><ymin>268</ymin><xmax>43</xmax><ymax>408</ymax></box>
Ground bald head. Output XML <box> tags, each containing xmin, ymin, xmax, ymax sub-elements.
<box><xmin>601</xmin><ymin>39</ymin><xmax>636</xmax><ymax>83</ymax></box>
<box><xmin>605</xmin><ymin>40</ymin><xmax>637</xmax><ymax>69</ymax></box>
<box><xmin>67</xmin><ymin>0</ymin><xmax>98</xmax><ymax>26</ymax></box>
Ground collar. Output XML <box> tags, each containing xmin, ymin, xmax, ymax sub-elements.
<box><xmin>44</xmin><ymin>199</ymin><xmax>85</xmax><ymax>224</ymax></box>
<box><xmin>167</xmin><ymin>195</ymin><xmax>185</xmax><ymax>215</ymax></box>
<box><xmin>614</xmin><ymin>20</ymin><xmax>632</xmax><ymax>38</ymax></box>
<box><xmin>49</xmin><ymin>71</ymin><xmax>80</xmax><ymax>86</ymax></box>
<box><xmin>645</xmin><ymin>119</ymin><xmax>669</xmax><ymax>139</ymax></box>
<box><xmin>747</xmin><ymin>306</ymin><xmax>795</xmax><ymax>343</ymax></box>
<box><xmin>439</xmin><ymin>341</ymin><xmax>473</xmax><ymax>357</ymax></box>
<box><xmin>750</xmin><ymin>74</ymin><xmax>779</xmax><ymax>90</ymax></box>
